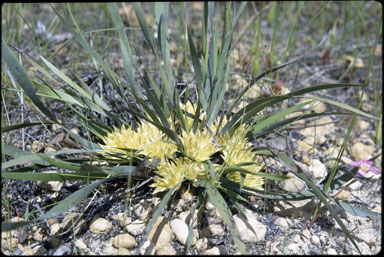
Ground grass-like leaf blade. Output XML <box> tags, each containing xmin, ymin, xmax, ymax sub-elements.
<box><xmin>2</xmin><ymin>40</ymin><xmax>57</xmax><ymax>122</ymax></box>
<box><xmin>196</xmin><ymin>180</ymin><xmax>248</xmax><ymax>255</ymax></box>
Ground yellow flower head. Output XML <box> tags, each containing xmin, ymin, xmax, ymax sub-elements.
<box><xmin>150</xmin><ymin>157</ymin><xmax>210</xmax><ymax>194</ymax></box>
<box><xmin>225</xmin><ymin>149</ymin><xmax>264</xmax><ymax>191</ymax></box>
<box><xmin>100</xmin><ymin>121</ymin><xmax>178</xmax><ymax>161</ymax></box>
<box><xmin>150</xmin><ymin>158</ymin><xmax>186</xmax><ymax>194</ymax></box>
<box><xmin>181</xmin><ymin>128</ymin><xmax>218</xmax><ymax>162</ymax></box>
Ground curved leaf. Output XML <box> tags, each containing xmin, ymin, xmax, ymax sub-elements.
<box><xmin>2</xmin><ymin>40</ymin><xmax>57</xmax><ymax>122</ymax></box>
<box><xmin>137</xmin><ymin>181</ymin><xmax>181</xmax><ymax>254</ymax></box>
<box><xmin>1</xmin><ymin>122</ymin><xmax>54</xmax><ymax>133</ymax></box>
<box><xmin>1</xmin><ymin>176</ymin><xmax>116</xmax><ymax>232</ymax></box>
<box><xmin>196</xmin><ymin>180</ymin><xmax>248</xmax><ymax>255</ymax></box>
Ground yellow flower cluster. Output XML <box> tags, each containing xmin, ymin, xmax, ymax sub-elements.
<box><xmin>150</xmin><ymin>157</ymin><xmax>207</xmax><ymax>194</ymax></box>
<box><xmin>101</xmin><ymin>102</ymin><xmax>264</xmax><ymax>194</ymax></box>
<box><xmin>101</xmin><ymin>122</ymin><xmax>178</xmax><ymax>160</ymax></box>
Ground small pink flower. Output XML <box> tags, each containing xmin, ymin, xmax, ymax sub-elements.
<box><xmin>349</xmin><ymin>160</ymin><xmax>380</xmax><ymax>177</ymax></box>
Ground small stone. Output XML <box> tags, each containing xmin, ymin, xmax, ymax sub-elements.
<box><xmin>205</xmin><ymin>201</ymin><xmax>215</xmax><ymax>211</ymax></box>
<box><xmin>301</xmin><ymin>229</ymin><xmax>311</xmax><ymax>240</ymax></box>
<box><xmin>302</xmin><ymin>154</ymin><xmax>311</xmax><ymax>166</ymax></box>
<box><xmin>195</xmin><ymin>238</ymin><xmax>208</xmax><ymax>251</ymax></box>
<box><xmin>311</xmin><ymin>235</ymin><xmax>321</xmax><ymax>246</ymax></box>
<box><xmin>75</xmin><ymin>239</ymin><xmax>88</xmax><ymax>250</ymax></box>
<box><xmin>293</xmin><ymin>234</ymin><xmax>301</xmax><ymax>243</ymax></box>
<box><xmin>308</xmin><ymin>159</ymin><xmax>327</xmax><ymax>183</ymax></box>
<box><xmin>274</xmin><ymin>217</ymin><xmax>292</xmax><ymax>229</ymax></box>
<box><xmin>37</xmin><ymin>180</ymin><xmax>63</xmax><ymax>192</ymax></box>
<box><xmin>356</xmin><ymin>119</ymin><xmax>370</xmax><ymax>132</ymax></box>
<box><xmin>170</xmin><ymin>218</ymin><xmax>196</xmax><ymax>246</ymax></box>
<box><xmin>208</xmin><ymin>224</ymin><xmax>224</xmax><ymax>236</ymax></box>
<box><xmin>112</xmin><ymin>214</ymin><xmax>131</xmax><ymax>227</ymax></box>
<box><xmin>349</xmin><ymin>180</ymin><xmax>363</xmax><ymax>190</ymax></box>
<box><xmin>351</xmin><ymin>142</ymin><xmax>374</xmax><ymax>161</ymax></box>
<box><xmin>312</xmin><ymin>101</ymin><xmax>326</xmax><ymax>113</ymax></box>
<box><xmin>134</xmin><ymin>199</ymin><xmax>153</xmax><ymax>221</ymax></box>
<box><xmin>112</xmin><ymin>234</ymin><xmax>136</xmax><ymax>249</ymax></box>
<box><xmin>21</xmin><ymin>248</ymin><xmax>34</xmax><ymax>255</ymax></box>
<box><xmin>179</xmin><ymin>211</ymin><xmax>195</xmax><ymax>225</ymax></box>
<box><xmin>48</xmin><ymin>218</ymin><xmax>59</xmax><ymax>225</ymax></box>
<box><xmin>126</xmin><ymin>219</ymin><xmax>145</xmax><ymax>236</ymax></box>
<box><xmin>70</xmin><ymin>128</ymin><xmax>79</xmax><ymax>135</ymax></box>
<box><xmin>279</xmin><ymin>175</ymin><xmax>306</xmax><ymax>193</ymax></box>
<box><xmin>103</xmin><ymin>245</ymin><xmax>118</xmax><ymax>255</ymax></box>
<box><xmin>44</xmin><ymin>145</ymin><xmax>57</xmax><ymax>153</ymax></box>
<box><xmin>33</xmin><ymin>245</ymin><xmax>47</xmax><ymax>255</ymax></box>
<box><xmin>50</xmin><ymin>222</ymin><xmax>61</xmax><ymax>236</ymax></box>
<box><xmin>117</xmin><ymin>248</ymin><xmax>131</xmax><ymax>255</ymax></box>
<box><xmin>296</xmin><ymin>140</ymin><xmax>317</xmax><ymax>154</ymax></box>
<box><xmin>326</xmin><ymin>248</ymin><xmax>338</xmax><ymax>254</ymax></box>
<box><xmin>299</xmin><ymin>116</ymin><xmax>334</xmax><ymax>145</ymax></box>
<box><xmin>233</xmin><ymin>212</ymin><xmax>266</xmax><ymax>242</ymax></box>
<box><xmin>204</xmin><ymin>245</ymin><xmax>228</xmax><ymax>255</ymax></box>
<box><xmin>89</xmin><ymin>218</ymin><xmax>112</xmax><ymax>234</ymax></box>
<box><xmin>52</xmin><ymin>124</ymin><xmax>61</xmax><ymax>132</ymax></box>
<box><xmin>60</xmin><ymin>213</ymin><xmax>82</xmax><ymax>231</ymax></box>
<box><xmin>147</xmin><ymin>216</ymin><xmax>174</xmax><ymax>250</ymax></box>
<box><xmin>335</xmin><ymin>190</ymin><xmax>351</xmax><ymax>201</ymax></box>
<box><xmin>287</xmin><ymin>243</ymin><xmax>300</xmax><ymax>254</ymax></box>
<box><xmin>53</xmin><ymin>245</ymin><xmax>72</xmax><ymax>255</ymax></box>
<box><xmin>31</xmin><ymin>140</ymin><xmax>44</xmax><ymax>152</ymax></box>
<box><xmin>173</xmin><ymin>199</ymin><xmax>187</xmax><ymax>212</ymax></box>
<box><xmin>34</xmin><ymin>228</ymin><xmax>47</xmax><ymax>241</ymax></box>
<box><xmin>357</xmin><ymin>228</ymin><xmax>377</xmax><ymax>247</ymax></box>
<box><xmin>152</xmin><ymin>197</ymin><xmax>161</xmax><ymax>206</ymax></box>
<box><xmin>156</xmin><ymin>244</ymin><xmax>177</xmax><ymax>255</ymax></box>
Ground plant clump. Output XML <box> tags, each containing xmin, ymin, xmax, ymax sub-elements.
<box><xmin>101</xmin><ymin>102</ymin><xmax>264</xmax><ymax>194</ymax></box>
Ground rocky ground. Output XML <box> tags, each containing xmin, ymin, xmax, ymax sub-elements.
<box><xmin>1</xmin><ymin>100</ymin><xmax>382</xmax><ymax>255</ymax></box>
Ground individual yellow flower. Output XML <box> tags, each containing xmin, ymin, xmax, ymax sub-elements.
<box><xmin>150</xmin><ymin>157</ymin><xmax>211</xmax><ymax>194</ymax></box>
<box><xmin>149</xmin><ymin>158</ymin><xmax>185</xmax><ymax>194</ymax></box>
<box><xmin>101</xmin><ymin>125</ymin><xmax>142</xmax><ymax>155</ymax></box>
<box><xmin>136</xmin><ymin>121</ymin><xmax>178</xmax><ymax>159</ymax></box>
<box><xmin>100</xmin><ymin>121</ymin><xmax>178</xmax><ymax>161</ymax></box>
<box><xmin>224</xmin><ymin>149</ymin><xmax>264</xmax><ymax>191</ymax></box>
<box><xmin>218</xmin><ymin>123</ymin><xmax>252</xmax><ymax>154</ymax></box>
<box><xmin>183</xmin><ymin>158</ymin><xmax>209</xmax><ymax>182</ymax></box>
<box><xmin>180</xmin><ymin>128</ymin><xmax>219</xmax><ymax>162</ymax></box>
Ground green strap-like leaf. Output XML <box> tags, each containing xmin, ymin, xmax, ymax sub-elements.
<box><xmin>196</xmin><ymin>180</ymin><xmax>248</xmax><ymax>255</ymax></box>
<box><xmin>138</xmin><ymin>181</ymin><xmax>182</xmax><ymax>254</ymax></box>
<box><xmin>221</xmin><ymin>165</ymin><xmax>289</xmax><ymax>181</ymax></box>
<box><xmin>301</xmin><ymin>95</ymin><xmax>380</xmax><ymax>120</ymax></box>
<box><xmin>251</xmin><ymin>101</ymin><xmax>312</xmax><ymax>135</ymax></box>
<box><xmin>253</xmin><ymin>112</ymin><xmax>351</xmax><ymax>138</ymax></box>
<box><xmin>50</xmin><ymin>5</ymin><xmax>129</xmax><ymax>107</ymax></box>
<box><xmin>1</xmin><ymin>171</ymin><xmax>108</xmax><ymax>181</ymax></box>
<box><xmin>133</xmin><ymin>3</ymin><xmax>156</xmax><ymax>54</ymax></box>
<box><xmin>1</xmin><ymin>121</ymin><xmax>54</xmax><ymax>133</ymax></box>
<box><xmin>107</xmin><ymin>3</ymin><xmax>138</xmax><ymax>95</ymax></box>
<box><xmin>1</xmin><ymin>176</ymin><xmax>116</xmax><ymax>232</ymax></box>
<box><xmin>222</xmin><ymin>83</ymin><xmax>364</xmax><ymax>135</ymax></box>
<box><xmin>2</xmin><ymin>40</ymin><xmax>57</xmax><ymax>122</ymax></box>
